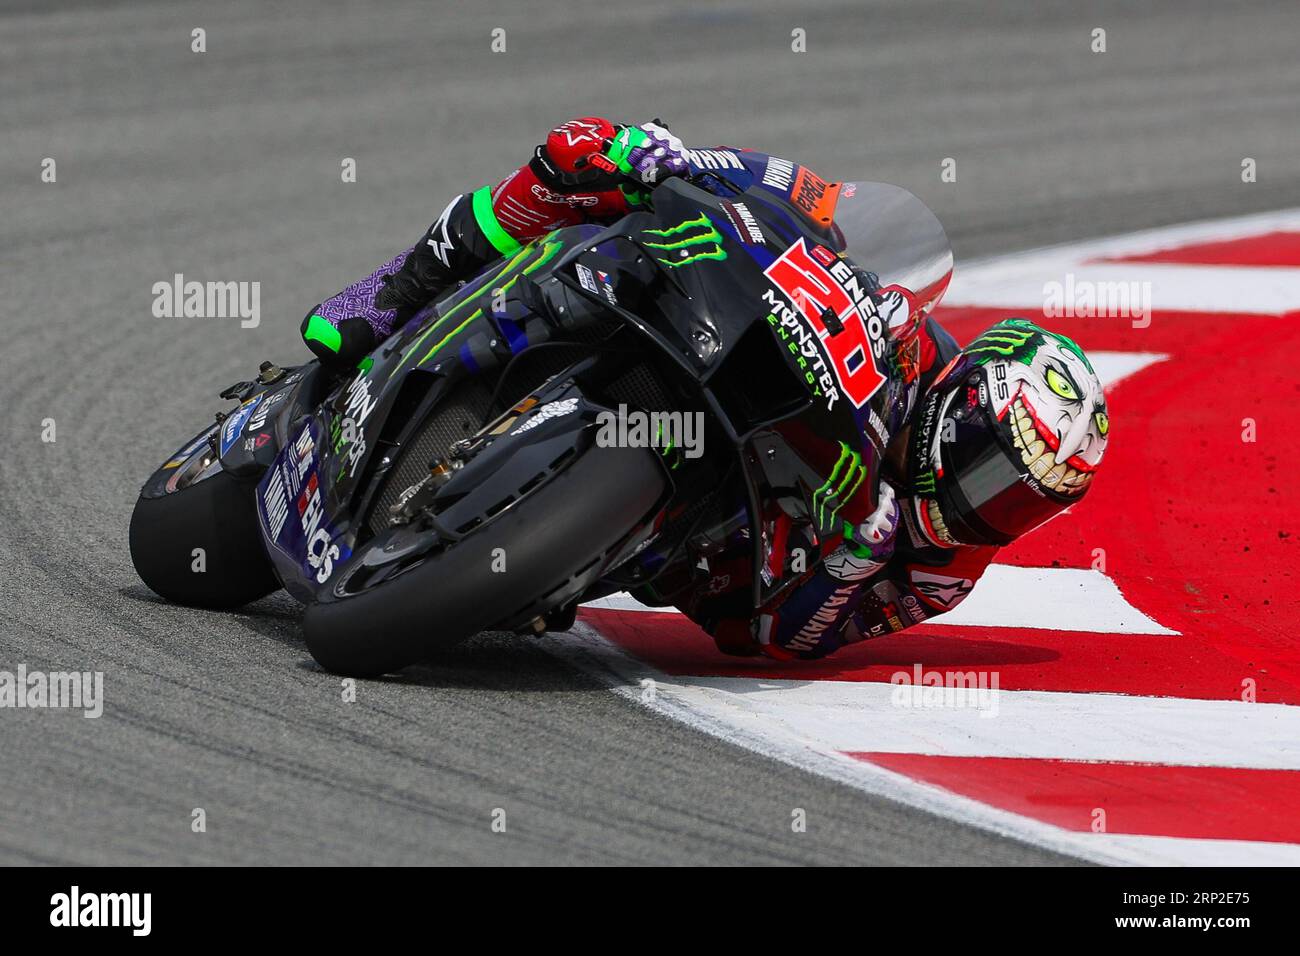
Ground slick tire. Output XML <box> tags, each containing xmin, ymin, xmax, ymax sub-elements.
<box><xmin>129</xmin><ymin>470</ymin><xmax>279</xmax><ymax>609</ymax></box>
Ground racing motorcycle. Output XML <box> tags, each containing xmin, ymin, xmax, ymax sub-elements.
<box><xmin>129</xmin><ymin>154</ymin><xmax>953</xmax><ymax>677</ymax></box>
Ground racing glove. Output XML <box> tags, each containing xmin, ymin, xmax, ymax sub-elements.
<box><xmin>625</xmin><ymin>122</ymin><xmax>690</xmax><ymax>186</ymax></box>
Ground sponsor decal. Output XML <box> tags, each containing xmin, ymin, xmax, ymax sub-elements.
<box><xmin>823</xmin><ymin>548</ymin><xmax>884</xmax><ymax>582</ymax></box>
<box><xmin>787</xmin><ymin>584</ymin><xmax>858</xmax><ymax>652</ymax></box>
<box><xmin>870</xmin><ymin>579</ymin><xmax>910</xmax><ymax>632</ymax></box>
<box><xmin>877</xmin><ymin>286</ymin><xmax>916</xmax><ymax>331</ymax></box>
<box><xmin>864</xmin><ymin>406</ymin><xmax>890</xmax><ymax>452</ymax></box>
<box><xmin>762</xmin><ymin>290</ymin><xmax>841</xmax><ymax>411</ymax></box>
<box><xmin>641</xmin><ymin>213</ymin><xmax>727</xmax><ymax>268</ymax></box>
<box><xmin>575</xmin><ymin>263</ymin><xmax>600</xmax><ymax>295</ymax></box>
<box><xmin>682</xmin><ymin>147</ymin><xmax>745</xmax><ymax>171</ymax></box>
<box><xmin>328</xmin><ymin>374</ymin><xmax>377</xmax><ymax>482</ymax></box>
<box><xmin>553</xmin><ymin>118</ymin><xmax>604</xmax><ymax>147</ymax></box>
<box><xmin>247</xmin><ymin>390</ymin><xmax>286</xmax><ymax>431</ymax></box>
<box><xmin>909</xmin><ymin>569</ymin><xmax>975</xmax><ymax>610</ymax></box>
<box><xmin>811</xmin><ymin>441</ymin><xmax>867</xmax><ymax>529</ymax></box>
<box><xmin>243</xmin><ymin>432</ymin><xmax>271</xmax><ymax>454</ymax></box>
<box><xmin>262</xmin><ymin>465</ymin><xmax>290</xmax><ymax>540</ymax></box>
<box><xmin>762</xmin><ymin>156</ymin><xmax>796</xmax><ymax>192</ymax></box>
<box><xmin>341</xmin><ymin>373</ymin><xmax>378</xmax><ymax>427</ymax></box>
<box><xmin>263</xmin><ymin>423</ymin><xmax>316</xmax><ymax>541</ymax></box>
<box><xmin>297</xmin><ymin>471</ymin><xmax>326</xmax><ymax>544</ymax></box>
<box><xmin>531</xmin><ymin>183</ymin><xmax>598</xmax><ymax>207</ymax></box>
<box><xmin>809</xmin><ymin>244</ymin><xmax>838</xmax><ymax>268</ymax></box>
<box><xmin>763</xmin><ymin>238</ymin><xmax>889</xmax><ymax>408</ymax></box>
<box><xmin>425</xmin><ymin>194</ymin><xmax>460</xmax><ymax>267</ymax></box>
<box><xmin>791</xmin><ymin>166</ymin><xmax>839</xmax><ymax>224</ymax></box>
<box><xmin>306</xmin><ymin>528</ymin><xmax>341</xmax><ymax>584</ymax></box>
<box><xmin>718</xmin><ymin>200</ymin><xmax>765</xmax><ymax>245</ymax></box>
<box><xmin>220</xmin><ymin>396</ymin><xmax>262</xmax><ymax>455</ymax></box>
<box><xmin>596</xmin><ymin>269</ymin><xmax>618</xmax><ymax>306</ymax></box>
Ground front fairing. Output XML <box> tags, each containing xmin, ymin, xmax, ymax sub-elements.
<box><xmin>254</xmin><ymin>230</ymin><xmax>589</xmax><ymax>601</ymax></box>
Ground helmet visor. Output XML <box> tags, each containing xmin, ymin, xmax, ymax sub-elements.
<box><xmin>935</xmin><ymin>380</ymin><xmax>1068</xmax><ymax>545</ymax></box>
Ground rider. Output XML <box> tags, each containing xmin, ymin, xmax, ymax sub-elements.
<box><xmin>299</xmin><ymin>117</ymin><xmax>1111</xmax><ymax>660</ymax></box>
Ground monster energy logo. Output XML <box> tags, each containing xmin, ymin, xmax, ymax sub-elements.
<box><xmin>966</xmin><ymin>316</ymin><xmax>1093</xmax><ymax>374</ymax></box>
<box><xmin>642</xmin><ymin>213</ymin><xmax>727</xmax><ymax>268</ymax></box>
<box><xmin>966</xmin><ymin>317</ymin><xmax>1044</xmax><ymax>366</ymax></box>
<box><xmin>913</xmin><ymin>469</ymin><xmax>937</xmax><ymax>495</ymax></box>
<box><xmin>812</xmin><ymin>442</ymin><xmax>867</xmax><ymax>529</ymax></box>
<box><xmin>398</xmin><ymin>237</ymin><xmax>564</xmax><ymax>371</ymax></box>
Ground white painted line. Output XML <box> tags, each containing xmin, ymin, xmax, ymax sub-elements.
<box><xmin>542</xmin><ymin>623</ymin><xmax>1140</xmax><ymax>866</ymax></box>
<box><xmin>650</xmin><ymin>677</ymin><xmax>1300</xmax><ymax>769</ymax></box>
<box><xmin>545</xmin><ymin>625</ymin><xmax>1299</xmax><ymax>866</ymax></box>
<box><xmin>587</xmin><ymin>565</ymin><xmax>1178</xmax><ymax>635</ymax></box>
<box><xmin>945</xmin><ymin>208</ymin><xmax>1300</xmax><ymax>315</ymax></box>
<box><xmin>958</xmin><ymin>207</ymin><xmax>1300</xmax><ymax>269</ymax></box>
<box><xmin>1090</xmin><ymin>351</ymin><xmax>1168</xmax><ymax>388</ymax></box>
<box><xmin>929</xmin><ymin>565</ymin><xmax>1177</xmax><ymax>634</ymax></box>
<box><xmin>1087</xmin><ymin>835</ymin><xmax>1300</xmax><ymax>867</ymax></box>
<box><xmin>945</xmin><ymin>262</ymin><xmax>1300</xmax><ymax>315</ymax></box>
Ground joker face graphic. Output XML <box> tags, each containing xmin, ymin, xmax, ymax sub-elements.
<box><xmin>967</xmin><ymin>318</ymin><xmax>1110</xmax><ymax>497</ymax></box>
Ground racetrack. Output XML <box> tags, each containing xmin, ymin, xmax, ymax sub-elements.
<box><xmin>3</xmin><ymin>0</ymin><xmax>1298</xmax><ymax>865</ymax></box>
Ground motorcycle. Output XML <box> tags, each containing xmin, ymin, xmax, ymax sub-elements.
<box><xmin>129</xmin><ymin>153</ymin><xmax>953</xmax><ymax>676</ymax></box>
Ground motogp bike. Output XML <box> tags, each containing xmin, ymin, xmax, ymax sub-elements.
<box><xmin>129</xmin><ymin>155</ymin><xmax>952</xmax><ymax>676</ymax></box>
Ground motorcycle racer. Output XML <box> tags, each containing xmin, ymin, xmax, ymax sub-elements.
<box><xmin>702</xmin><ymin>315</ymin><xmax>1111</xmax><ymax>659</ymax></box>
<box><xmin>299</xmin><ymin>117</ymin><xmax>1111</xmax><ymax>661</ymax></box>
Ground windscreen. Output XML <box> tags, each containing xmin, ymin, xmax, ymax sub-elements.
<box><xmin>827</xmin><ymin>181</ymin><xmax>953</xmax><ymax>314</ymax></box>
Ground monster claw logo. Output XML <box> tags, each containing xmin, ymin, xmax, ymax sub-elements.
<box><xmin>966</xmin><ymin>316</ymin><xmax>1097</xmax><ymax>375</ymax></box>
<box><xmin>641</xmin><ymin>213</ymin><xmax>727</xmax><ymax>268</ymax></box>
<box><xmin>811</xmin><ymin>441</ymin><xmax>867</xmax><ymax>529</ymax></box>
<box><xmin>912</xmin><ymin>469</ymin><xmax>937</xmax><ymax>495</ymax></box>
<box><xmin>965</xmin><ymin>317</ymin><xmax>1043</xmax><ymax>364</ymax></box>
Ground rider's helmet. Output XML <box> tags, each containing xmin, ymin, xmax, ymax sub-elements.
<box><xmin>907</xmin><ymin>317</ymin><xmax>1110</xmax><ymax>547</ymax></box>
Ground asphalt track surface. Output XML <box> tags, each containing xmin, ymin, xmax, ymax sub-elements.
<box><xmin>3</xmin><ymin>0</ymin><xmax>1298</xmax><ymax>865</ymax></box>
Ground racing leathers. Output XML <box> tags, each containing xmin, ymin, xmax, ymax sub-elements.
<box><xmin>681</xmin><ymin>309</ymin><xmax>1001</xmax><ymax>661</ymax></box>
<box><xmin>299</xmin><ymin>115</ymin><xmax>1001</xmax><ymax>662</ymax></box>
<box><xmin>300</xmin><ymin>117</ymin><xmax>687</xmax><ymax>367</ymax></box>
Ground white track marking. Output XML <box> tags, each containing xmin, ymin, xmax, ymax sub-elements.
<box><xmin>542</xmin><ymin>623</ymin><xmax>1140</xmax><ymax>865</ymax></box>
<box><xmin>1090</xmin><ymin>351</ymin><xmax>1168</xmax><ymax>387</ymax></box>
<box><xmin>946</xmin><ymin>262</ymin><xmax>1300</xmax><ymax>315</ymax></box>
<box><xmin>945</xmin><ymin>206</ymin><xmax>1300</xmax><ymax>315</ymax></box>
<box><xmin>646</xmin><ymin>677</ymin><xmax>1300</xmax><ymax>769</ymax></box>
<box><xmin>1088</xmin><ymin>835</ymin><xmax>1300</xmax><ymax>867</ymax></box>
<box><xmin>586</xmin><ymin>566</ymin><xmax>1177</xmax><ymax>635</ymax></box>
<box><xmin>927</xmin><ymin>566</ymin><xmax>1176</xmax><ymax>634</ymax></box>
<box><xmin>545</xmin><ymin>625</ymin><xmax>1298</xmax><ymax>866</ymax></box>
<box><xmin>959</xmin><ymin>207</ymin><xmax>1300</xmax><ymax>268</ymax></box>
